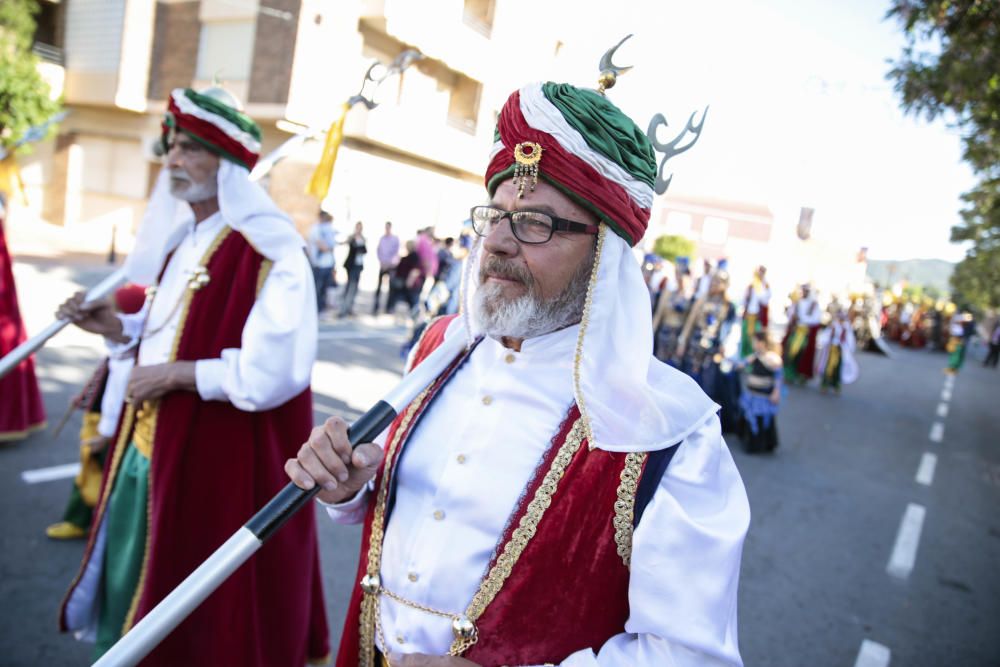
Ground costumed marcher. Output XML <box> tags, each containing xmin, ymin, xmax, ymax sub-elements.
<box><xmin>287</xmin><ymin>79</ymin><xmax>748</xmax><ymax>667</ymax></box>
<box><xmin>814</xmin><ymin>310</ymin><xmax>859</xmax><ymax>394</ymax></box>
<box><xmin>945</xmin><ymin>310</ymin><xmax>969</xmax><ymax>374</ymax></box>
<box><xmin>57</xmin><ymin>87</ymin><xmax>329</xmax><ymax>666</ymax></box>
<box><xmin>651</xmin><ymin>258</ymin><xmax>689</xmax><ymax>361</ymax></box>
<box><xmin>782</xmin><ymin>284</ymin><xmax>822</xmax><ymax>384</ymax></box>
<box><xmin>737</xmin><ymin>331</ymin><xmax>782</xmax><ymax>454</ymax></box>
<box><xmin>46</xmin><ymin>284</ymin><xmax>146</xmax><ymax>540</ymax></box>
<box><xmin>0</xmin><ymin>193</ymin><xmax>47</xmax><ymax>442</ymax></box>
<box><xmin>739</xmin><ymin>265</ymin><xmax>770</xmax><ymax>357</ymax></box>
<box><xmin>673</xmin><ymin>269</ymin><xmax>742</xmax><ymax>432</ymax></box>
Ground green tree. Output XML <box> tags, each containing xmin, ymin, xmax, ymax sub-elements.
<box><xmin>0</xmin><ymin>0</ymin><xmax>62</xmax><ymax>154</ymax></box>
<box><xmin>886</xmin><ymin>0</ymin><xmax>1000</xmax><ymax>310</ymax></box>
<box><xmin>652</xmin><ymin>234</ymin><xmax>696</xmax><ymax>263</ymax></box>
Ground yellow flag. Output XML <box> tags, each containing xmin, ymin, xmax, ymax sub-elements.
<box><xmin>0</xmin><ymin>155</ymin><xmax>27</xmax><ymax>206</ymax></box>
<box><xmin>305</xmin><ymin>103</ymin><xmax>351</xmax><ymax>200</ymax></box>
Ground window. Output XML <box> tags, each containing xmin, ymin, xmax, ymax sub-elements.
<box><xmin>448</xmin><ymin>75</ymin><xmax>482</xmax><ymax>135</ymax></box>
<box><xmin>32</xmin><ymin>0</ymin><xmax>64</xmax><ymax>64</ymax></box>
<box><xmin>463</xmin><ymin>0</ymin><xmax>495</xmax><ymax>38</ymax></box>
<box><xmin>196</xmin><ymin>21</ymin><xmax>256</xmax><ymax>82</ymax></box>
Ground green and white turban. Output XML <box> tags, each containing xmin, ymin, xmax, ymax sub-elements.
<box><xmin>485</xmin><ymin>82</ymin><xmax>656</xmax><ymax>246</ymax></box>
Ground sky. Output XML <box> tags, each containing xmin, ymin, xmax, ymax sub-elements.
<box><xmin>555</xmin><ymin>0</ymin><xmax>975</xmax><ymax>262</ymax></box>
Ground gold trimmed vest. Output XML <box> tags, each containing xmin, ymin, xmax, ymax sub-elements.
<box><xmin>335</xmin><ymin>316</ymin><xmax>654</xmax><ymax>667</ymax></box>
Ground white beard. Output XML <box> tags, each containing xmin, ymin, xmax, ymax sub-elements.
<box><xmin>471</xmin><ymin>250</ymin><xmax>593</xmax><ymax>340</ymax></box>
<box><xmin>170</xmin><ymin>169</ymin><xmax>218</xmax><ymax>203</ymax></box>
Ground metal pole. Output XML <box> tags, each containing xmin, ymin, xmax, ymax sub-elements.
<box><xmin>92</xmin><ymin>332</ymin><xmax>467</xmax><ymax>667</ymax></box>
<box><xmin>0</xmin><ymin>268</ymin><xmax>128</xmax><ymax>380</ymax></box>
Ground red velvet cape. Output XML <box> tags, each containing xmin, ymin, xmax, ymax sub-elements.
<box><xmin>336</xmin><ymin>317</ymin><xmax>650</xmax><ymax>666</ymax></box>
<box><xmin>61</xmin><ymin>230</ymin><xmax>329</xmax><ymax>666</ymax></box>
<box><xmin>0</xmin><ymin>216</ymin><xmax>46</xmax><ymax>440</ymax></box>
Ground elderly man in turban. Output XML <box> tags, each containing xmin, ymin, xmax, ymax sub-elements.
<box><xmin>287</xmin><ymin>82</ymin><xmax>749</xmax><ymax>667</ymax></box>
<box><xmin>57</xmin><ymin>88</ymin><xmax>329</xmax><ymax>666</ymax></box>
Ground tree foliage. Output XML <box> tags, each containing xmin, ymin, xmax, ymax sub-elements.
<box><xmin>886</xmin><ymin>0</ymin><xmax>1000</xmax><ymax>310</ymax></box>
<box><xmin>652</xmin><ymin>234</ymin><xmax>696</xmax><ymax>263</ymax></box>
<box><xmin>0</xmin><ymin>0</ymin><xmax>62</xmax><ymax>153</ymax></box>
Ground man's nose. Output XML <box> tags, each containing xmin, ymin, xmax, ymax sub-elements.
<box><xmin>482</xmin><ymin>217</ymin><xmax>519</xmax><ymax>256</ymax></box>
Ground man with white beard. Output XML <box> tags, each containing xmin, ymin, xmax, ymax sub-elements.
<box><xmin>287</xmin><ymin>81</ymin><xmax>749</xmax><ymax>667</ymax></box>
<box><xmin>57</xmin><ymin>87</ymin><xmax>329</xmax><ymax>666</ymax></box>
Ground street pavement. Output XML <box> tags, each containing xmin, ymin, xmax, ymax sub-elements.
<box><xmin>2</xmin><ymin>256</ymin><xmax>998</xmax><ymax>666</ymax></box>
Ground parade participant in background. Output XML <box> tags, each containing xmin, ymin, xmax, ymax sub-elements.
<box><xmin>373</xmin><ymin>221</ymin><xmax>400</xmax><ymax>314</ymax></box>
<box><xmin>46</xmin><ymin>284</ymin><xmax>146</xmax><ymax>540</ymax></box>
<box><xmin>675</xmin><ymin>268</ymin><xmax>741</xmax><ymax>431</ymax></box>
<box><xmin>307</xmin><ymin>209</ymin><xmax>338</xmax><ymax>313</ymax></box>
<box><xmin>815</xmin><ymin>309</ymin><xmax>859</xmax><ymax>394</ymax></box>
<box><xmin>416</xmin><ymin>226</ymin><xmax>440</xmax><ymax>284</ymax></box>
<box><xmin>387</xmin><ymin>240</ymin><xmax>425</xmax><ymax>317</ymax></box>
<box><xmin>57</xmin><ymin>87</ymin><xmax>329</xmax><ymax>665</ymax></box>
<box><xmin>739</xmin><ymin>264</ymin><xmax>771</xmax><ymax>357</ymax></box>
<box><xmin>288</xmin><ymin>80</ymin><xmax>748</xmax><ymax>667</ymax></box>
<box><xmin>945</xmin><ymin>310</ymin><xmax>973</xmax><ymax>374</ymax></box>
<box><xmin>738</xmin><ymin>331</ymin><xmax>782</xmax><ymax>454</ymax></box>
<box><xmin>783</xmin><ymin>284</ymin><xmax>822</xmax><ymax>384</ymax></box>
<box><xmin>0</xmin><ymin>193</ymin><xmax>47</xmax><ymax>442</ymax></box>
<box><xmin>340</xmin><ymin>221</ymin><xmax>368</xmax><ymax>317</ymax></box>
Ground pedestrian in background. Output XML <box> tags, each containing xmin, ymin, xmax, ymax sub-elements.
<box><xmin>738</xmin><ymin>332</ymin><xmax>782</xmax><ymax>453</ymax></box>
<box><xmin>372</xmin><ymin>221</ymin><xmax>399</xmax><ymax>314</ymax></box>
<box><xmin>306</xmin><ymin>210</ymin><xmax>337</xmax><ymax>313</ymax></box>
<box><xmin>984</xmin><ymin>321</ymin><xmax>1000</xmax><ymax>368</ymax></box>
<box><xmin>339</xmin><ymin>221</ymin><xmax>367</xmax><ymax>317</ymax></box>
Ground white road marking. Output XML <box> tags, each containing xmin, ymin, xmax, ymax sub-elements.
<box><xmin>941</xmin><ymin>387</ymin><xmax>952</xmax><ymax>402</ymax></box>
<box><xmin>887</xmin><ymin>503</ymin><xmax>926</xmax><ymax>579</ymax></box>
<box><xmin>854</xmin><ymin>639</ymin><xmax>891</xmax><ymax>667</ymax></box>
<box><xmin>936</xmin><ymin>402</ymin><xmax>949</xmax><ymax>418</ymax></box>
<box><xmin>929</xmin><ymin>422</ymin><xmax>944</xmax><ymax>443</ymax></box>
<box><xmin>943</xmin><ymin>374</ymin><xmax>955</xmax><ymax>390</ymax></box>
<box><xmin>916</xmin><ymin>453</ymin><xmax>938</xmax><ymax>486</ymax></box>
<box><xmin>21</xmin><ymin>463</ymin><xmax>81</xmax><ymax>484</ymax></box>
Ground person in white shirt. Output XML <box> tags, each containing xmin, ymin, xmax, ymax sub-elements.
<box><xmin>56</xmin><ymin>87</ymin><xmax>329</xmax><ymax>666</ymax></box>
<box><xmin>307</xmin><ymin>210</ymin><xmax>338</xmax><ymax>313</ymax></box>
<box><xmin>287</xmin><ymin>80</ymin><xmax>748</xmax><ymax>667</ymax></box>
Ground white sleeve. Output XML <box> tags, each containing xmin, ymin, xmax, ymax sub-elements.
<box><xmin>96</xmin><ymin>355</ymin><xmax>135</xmax><ymax>438</ymax></box>
<box><xmin>557</xmin><ymin>416</ymin><xmax>749</xmax><ymax>667</ymax></box>
<box><xmin>194</xmin><ymin>251</ymin><xmax>318</xmax><ymax>411</ymax></box>
<box><xmin>112</xmin><ymin>302</ymin><xmax>150</xmax><ymax>350</ymax></box>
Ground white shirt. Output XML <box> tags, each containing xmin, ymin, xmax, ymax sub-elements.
<box><xmin>118</xmin><ymin>213</ymin><xmax>317</xmax><ymax>411</ymax></box>
<box><xmin>744</xmin><ymin>283</ymin><xmax>770</xmax><ymax>316</ymax></box>
<box><xmin>326</xmin><ymin>326</ymin><xmax>747</xmax><ymax>666</ymax></box>
<box><xmin>793</xmin><ymin>297</ymin><xmax>821</xmax><ymax>326</ymax></box>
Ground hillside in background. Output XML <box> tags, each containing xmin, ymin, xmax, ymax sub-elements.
<box><xmin>867</xmin><ymin>259</ymin><xmax>954</xmax><ymax>294</ymax></box>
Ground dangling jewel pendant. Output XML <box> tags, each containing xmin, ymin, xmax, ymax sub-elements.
<box><xmin>512</xmin><ymin>141</ymin><xmax>543</xmax><ymax>198</ymax></box>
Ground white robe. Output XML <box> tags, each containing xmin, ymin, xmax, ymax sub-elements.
<box><xmin>326</xmin><ymin>326</ymin><xmax>749</xmax><ymax>666</ymax></box>
<box><xmin>116</xmin><ymin>212</ymin><xmax>317</xmax><ymax>411</ymax></box>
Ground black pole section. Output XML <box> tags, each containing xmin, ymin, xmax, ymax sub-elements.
<box><xmin>244</xmin><ymin>400</ymin><xmax>398</xmax><ymax>541</ymax></box>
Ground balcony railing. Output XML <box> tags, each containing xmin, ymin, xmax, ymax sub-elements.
<box><xmin>32</xmin><ymin>42</ymin><xmax>64</xmax><ymax>65</ymax></box>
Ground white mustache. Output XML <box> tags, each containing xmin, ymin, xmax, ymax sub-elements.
<box><xmin>169</xmin><ymin>169</ymin><xmax>192</xmax><ymax>182</ymax></box>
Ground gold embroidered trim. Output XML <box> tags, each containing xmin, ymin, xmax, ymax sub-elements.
<box><xmin>122</xmin><ymin>226</ymin><xmax>232</xmax><ymax>633</ymax></box>
<box><xmin>572</xmin><ymin>225</ymin><xmax>606</xmax><ymax>450</ymax></box>
<box><xmin>359</xmin><ymin>387</ymin><xmax>432</xmax><ymax>667</ymax></box>
<box><xmin>613</xmin><ymin>452</ymin><xmax>647</xmax><ymax>567</ymax></box>
<box><xmin>256</xmin><ymin>259</ymin><xmax>273</xmax><ymax>297</ymax></box>
<box><xmin>448</xmin><ymin>418</ymin><xmax>588</xmax><ymax>655</ymax></box>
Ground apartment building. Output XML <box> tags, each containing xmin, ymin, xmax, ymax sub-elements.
<box><xmin>18</xmin><ymin>0</ymin><xmax>572</xmax><ymax>254</ymax></box>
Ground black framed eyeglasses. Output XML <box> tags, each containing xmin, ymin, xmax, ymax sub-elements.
<box><xmin>469</xmin><ymin>205</ymin><xmax>599</xmax><ymax>245</ymax></box>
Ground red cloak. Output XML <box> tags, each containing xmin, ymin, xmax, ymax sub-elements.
<box><xmin>0</xmin><ymin>215</ymin><xmax>46</xmax><ymax>441</ymax></box>
<box><xmin>61</xmin><ymin>229</ymin><xmax>329</xmax><ymax>666</ymax></box>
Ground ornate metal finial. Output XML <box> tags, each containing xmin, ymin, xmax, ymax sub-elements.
<box><xmin>200</xmin><ymin>82</ymin><xmax>244</xmax><ymax>111</ymax></box>
<box><xmin>347</xmin><ymin>49</ymin><xmax>424</xmax><ymax>110</ymax></box>
<box><xmin>597</xmin><ymin>34</ymin><xmax>634</xmax><ymax>94</ymax></box>
<box><xmin>647</xmin><ymin>107</ymin><xmax>709</xmax><ymax>195</ymax></box>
